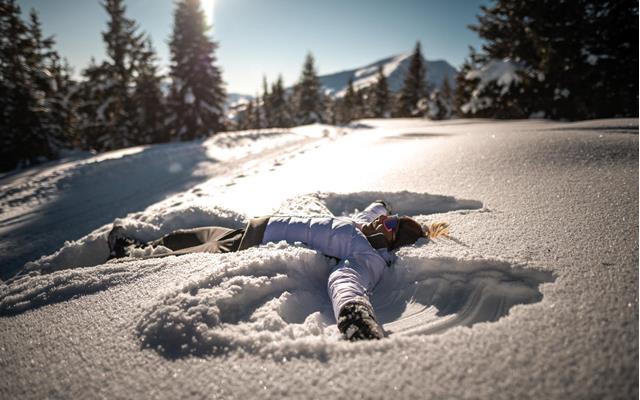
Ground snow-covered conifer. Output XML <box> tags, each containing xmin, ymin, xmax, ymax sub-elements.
<box><xmin>0</xmin><ymin>2</ymin><xmax>70</xmax><ymax>171</ymax></box>
<box><xmin>167</xmin><ymin>0</ymin><xmax>226</xmax><ymax>140</ymax></box>
<box><xmin>292</xmin><ymin>53</ymin><xmax>325</xmax><ymax>124</ymax></box>
<box><xmin>261</xmin><ymin>76</ymin><xmax>272</xmax><ymax>128</ymax></box>
<box><xmin>339</xmin><ymin>78</ymin><xmax>357</xmax><ymax>123</ymax></box>
<box><xmin>75</xmin><ymin>0</ymin><xmax>144</xmax><ymax>150</ymax></box>
<box><xmin>100</xmin><ymin>0</ymin><xmax>143</xmax><ymax>148</ymax></box>
<box><xmin>461</xmin><ymin>0</ymin><xmax>638</xmax><ymax>119</ymax></box>
<box><xmin>269</xmin><ymin>75</ymin><xmax>292</xmax><ymax>128</ymax></box>
<box><xmin>428</xmin><ymin>78</ymin><xmax>454</xmax><ymax>120</ymax></box>
<box><xmin>395</xmin><ymin>41</ymin><xmax>427</xmax><ymax>117</ymax></box>
<box><xmin>370</xmin><ymin>65</ymin><xmax>390</xmax><ymax>118</ymax></box>
<box><xmin>132</xmin><ymin>37</ymin><xmax>167</xmax><ymax>144</ymax></box>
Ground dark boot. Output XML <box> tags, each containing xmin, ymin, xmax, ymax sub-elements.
<box><xmin>107</xmin><ymin>226</ymin><xmax>143</xmax><ymax>259</ymax></box>
<box><xmin>337</xmin><ymin>302</ymin><xmax>385</xmax><ymax>341</ymax></box>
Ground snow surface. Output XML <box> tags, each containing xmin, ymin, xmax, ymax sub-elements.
<box><xmin>0</xmin><ymin>118</ymin><xmax>637</xmax><ymax>399</ymax></box>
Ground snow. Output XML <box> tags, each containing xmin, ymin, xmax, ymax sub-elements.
<box><xmin>581</xmin><ymin>48</ymin><xmax>610</xmax><ymax>65</ymax></box>
<box><xmin>462</xmin><ymin>58</ymin><xmax>532</xmax><ymax>114</ymax></box>
<box><xmin>0</xmin><ymin>128</ymin><xmax>328</xmax><ymax>278</ymax></box>
<box><xmin>554</xmin><ymin>88</ymin><xmax>571</xmax><ymax>100</ymax></box>
<box><xmin>0</xmin><ymin>117</ymin><xmax>638</xmax><ymax>399</ymax></box>
<box><xmin>184</xmin><ymin>87</ymin><xmax>195</xmax><ymax>104</ymax></box>
<box><xmin>466</xmin><ymin>58</ymin><xmax>523</xmax><ymax>96</ymax></box>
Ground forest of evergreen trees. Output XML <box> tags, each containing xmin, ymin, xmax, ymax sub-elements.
<box><xmin>0</xmin><ymin>0</ymin><xmax>226</xmax><ymax>172</ymax></box>
<box><xmin>0</xmin><ymin>0</ymin><xmax>636</xmax><ymax>172</ymax></box>
<box><xmin>233</xmin><ymin>42</ymin><xmax>456</xmax><ymax>130</ymax></box>
<box><xmin>455</xmin><ymin>0</ymin><xmax>638</xmax><ymax>120</ymax></box>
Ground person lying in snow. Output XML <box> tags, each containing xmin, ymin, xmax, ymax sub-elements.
<box><xmin>107</xmin><ymin>201</ymin><xmax>449</xmax><ymax>341</ymax></box>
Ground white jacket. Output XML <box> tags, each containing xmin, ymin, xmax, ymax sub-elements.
<box><xmin>261</xmin><ymin>202</ymin><xmax>390</xmax><ymax>319</ymax></box>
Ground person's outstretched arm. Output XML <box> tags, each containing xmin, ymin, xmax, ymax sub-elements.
<box><xmin>328</xmin><ymin>255</ymin><xmax>386</xmax><ymax>340</ymax></box>
<box><xmin>351</xmin><ymin>200</ymin><xmax>391</xmax><ymax>226</ymax></box>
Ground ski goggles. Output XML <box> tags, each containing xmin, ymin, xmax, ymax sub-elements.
<box><xmin>382</xmin><ymin>215</ymin><xmax>399</xmax><ymax>233</ymax></box>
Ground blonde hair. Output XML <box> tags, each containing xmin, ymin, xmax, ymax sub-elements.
<box><xmin>425</xmin><ymin>222</ymin><xmax>450</xmax><ymax>240</ymax></box>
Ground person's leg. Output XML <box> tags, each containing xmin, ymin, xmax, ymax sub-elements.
<box><xmin>108</xmin><ymin>226</ymin><xmax>244</xmax><ymax>259</ymax></box>
<box><xmin>157</xmin><ymin>226</ymin><xmax>244</xmax><ymax>255</ymax></box>
<box><xmin>150</xmin><ymin>227</ymin><xmax>214</xmax><ymax>251</ymax></box>
<box><xmin>158</xmin><ymin>227</ymin><xmax>244</xmax><ymax>255</ymax></box>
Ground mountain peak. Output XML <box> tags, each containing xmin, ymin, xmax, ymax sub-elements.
<box><xmin>319</xmin><ymin>52</ymin><xmax>458</xmax><ymax>97</ymax></box>
<box><xmin>227</xmin><ymin>52</ymin><xmax>459</xmax><ymax>106</ymax></box>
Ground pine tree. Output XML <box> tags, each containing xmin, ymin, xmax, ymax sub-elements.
<box><xmin>75</xmin><ymin>0</ymin><xmax>144</xmax><ymax>151</ymax></box>
<box><xmin>463</xmin><ymin>0</ymin><xmax>638</xmax><ymax>119</ymax></box>
<box><xmin>454</xmin><ymin>51</ymin><xmax>483</xmax><ymax>117</ymax></box>
<box><xmin>429</xmin><ymin>78</ymin><xmax>453</xmax><ymax>120</ymax></box>
<box><xmin>47</xmin><ymin>55</ymin><xmax>78</xmax><ymax>145</ymax></box>
<box><xmin>168</xmin><ymin>0</ymin><xmax>226</xmax><ymax>141</ymax></box>
<box><xmin>261</xmin><ymin>76</ymin><xmax>272</xmax><ymax>128</ymax></box>
<box><xmin>252</xmin><ymin>94</ymin><xmax>262</xmax><ymax>129</ymax></box>
<box><xmin>353</xmin><ymin>87</ymin><xmax>365</xmax><ymax>120</ymax></box>
<box><xmin>131</xmin><ymin>37</ymin><xmax>167</xmax><ymax>144</ymax></box>
<box><xmin>292</xmin><ymin>53</ymin><xmax>325</xmax><ymax>124</ymax></box>
<box><xmin>396</xmin><ymin>41</ymin><xmax>427</xmax><ymax>117</ymax></box>
<box><xmin>239</xmin><ymin>97</ymin><xmax>262</xmax><ymax>130</ymax></box>
<box><xmin>325</xmin><ymin>96</ymin><xmax>339</xmax><ymax>125</ymax></box>
<box><xmin>370</xmin><ymin>65</ymin><xmax>390</xmax><ymax>118</ymax></box>
<box><xmin>26</xmin><ymin>10</ymin><xmax>73</xmax><ymax>152</ymax></box>
<box><xmin>339</xmin><ymin>78</ymin><xmax>357</xmax><ymax>123</ymax></box>
<box><xmin>237</xmin><ymin>100</ymin><xmax>253</xmax><ymax>130</ymax></box>
<box><xmin>0</xmin><ymin>2</ymin><xmax>69</xmax><ymax>171</ymax></box>
<box><xmin>269</xmin><ymin>75</ymin><xmax>291</xmax><ymax>128</ymax></box>
<box><xmin>99</xmin><ymin>0</ymin><xmax>143</xmax><ymax>148</ymax></box>
<box><xmin>75</xmin><ymin>58</ymin><xmax>111</xmax><ymax>150</ymax></box>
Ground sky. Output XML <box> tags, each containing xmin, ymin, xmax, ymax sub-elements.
<box><xmin>17</xmin><ymin>0</ymin><xmax>488</xmax><ymax>94</ymax></box>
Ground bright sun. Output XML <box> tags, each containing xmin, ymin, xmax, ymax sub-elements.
<box><xmin>201</xmin><ymin>0</ymin><xmax>215</xmax><ymax>27</ymax></box>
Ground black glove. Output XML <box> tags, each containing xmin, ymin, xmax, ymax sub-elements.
<box><xmin>337</xmin><ymin>302</ymin><xmax>385</xmax><ymax>341</ymax></box>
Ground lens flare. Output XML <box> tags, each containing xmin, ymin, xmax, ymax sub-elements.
<box><xmin>201</xmin><ymin>0</ymin><xmax>215</xmax><ymax>28</ymax></box>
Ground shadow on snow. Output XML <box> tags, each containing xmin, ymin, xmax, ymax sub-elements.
<box><xmin>0</xmin><ymin>142</ymin><xmax>217</xmax><ymax>280</ymax></box>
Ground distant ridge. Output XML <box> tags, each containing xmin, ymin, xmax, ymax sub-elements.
<box><xmin>227</xmin><ymin>52</ymin><xmax>459</xmax><ymax>106</ymax></box>
<box><xmin>318</xmin><ymin>52</ymin><xmax>458</xmax><ymax>97</ymax></box>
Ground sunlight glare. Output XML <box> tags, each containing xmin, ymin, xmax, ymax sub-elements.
<box><xmin>201</xmin><ymin>0</ymin><xmax>215</xmax><ymax>28</ymax></box>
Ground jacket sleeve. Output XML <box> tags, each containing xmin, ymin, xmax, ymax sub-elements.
<box><xmin>351</xmin><ymin>201</ymin><xmax>390</xmax><ymax>225</ymax></box>
<box><xmin>327</xmin><ymin>251</ymin><xmax>387</xmax><ymax>320</ymax></box>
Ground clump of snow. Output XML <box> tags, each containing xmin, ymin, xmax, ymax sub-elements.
<box><xmin>554</xmin><ymin>88</ymin><xmax>571</xmax><ymax>100</ymax></box>
<box><xmin>581</xmin><ymin>48</ymin><xmax>610</xmax><ymax>66</ymax></box>
<box><xmin>462</xmin><ymin>58</ymin><xmax>526</xmax><ymax>115</ymax></box>
<box><xmin>465</xmin><ymin>58</ymin><xmax>523</xmax><ymax>96</ymax></box>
